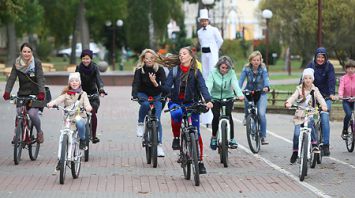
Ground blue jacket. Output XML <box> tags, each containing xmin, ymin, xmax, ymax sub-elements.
<box><xmin>164</xmin><ymin>66</ymin><xmax>211</xmax><ymax>103</ymax></box>
<box><xmin>306</xmin><ymin>47</ymin><xmax>336</xmax><ymax>97</ymax></box>
<box><xmin>238</xmin><ymin>64</ymin><xmax>270</xmax><ymax>91</ymax></box>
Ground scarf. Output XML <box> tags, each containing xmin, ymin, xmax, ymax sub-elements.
<box><xmin>15</xmin><ymin>55</ymin><xmax>35</xmax><ymax>74</ymax></box>
<box><xmin>79</xmin><ymin>62</ymin><xmax>94</xmax><ymax>75</ymax></box>
<box><xmin>67</xmin><ymin>88</ymin><xmax>82</xmax><ymax>95</ymax></box>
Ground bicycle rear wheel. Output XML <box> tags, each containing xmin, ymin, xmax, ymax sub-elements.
<box><xmin>84</xmin><ymin>123</ymin><xmax>91</xmax><ymax>162</ymax></box>
<box><xmin>246</xmin><ymin>114</ymin><xmax>260</xmax><ymax>153</ymax></box>
<box><xmin>71</xmin><ymin>139</ymin><xmax>82</xmax><ymax>178</ymax></box>
<box><xmin>13</xmin><ymin>123</ymin><xmax>23</xmax><ymax>165</ymax></box>
<box><xmin>316</xmin><ymin>121</ymin><xmax>323</xmax><ymax>164</ymax></box>
<box><xmin>220</xmin><ymin>121</ymin><xmax>228</xmax><ymax>167</ymax></box>
<box><xmin>59</xmin><ymin>134</ymin><xmax>68</xmax><ymax>184</ymax></box>
<box><xmin>181</xmin><ymin>133</ymin><xmax>191</xmax><ymax>180</ymax></box>
<box><xmin>151</xmin><ymin>120</ymin><xmax>158</xmax><ymax>168</ymax></box>
<box><xmin>345</xmin><ymin>120</ymin><xmax>355</xmax><ymax>152</ymax></box>
<box><xmin>28</xmin><ymin>123</ymin><xmax>40</xmax><ymax>161</ymax></box>
<box><xmin>190</xmin><ymin>132</ymin><xmax>200</xmax><ymax>186</ymax></box>
<box><xmin>299</xmin><ymin>133</ymin><xmax>308</xmax><ymax>181</ymax></box>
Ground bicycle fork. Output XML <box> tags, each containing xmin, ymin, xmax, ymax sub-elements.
<box><xmin>298</xmin><ymin>127</ymin><xmax>312</xmax><ymax>161</ymax></box>
<box><xmin>217</xmin><ymin>118</ymin><xmax>231</xmax><ymax>145</ymax></box>
<box><xmin>58</xmin><ymin>129</ymin><xmax>74</xmax><ymax>161</ymax></box>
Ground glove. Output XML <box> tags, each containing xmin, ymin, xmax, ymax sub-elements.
<box><xmin>3</xmin><ymin>92</ymin><xmax>10</xmax><ymax>100</ymax></box>
<box><xmin>37</xmin><ymin>92</ymin><xmax>45</xmax><ymax>101</ymax></box>
<box><xmin>99</xmin><ymin>89</ymin><xmax>106</xmax><ymax>95</ymax></box>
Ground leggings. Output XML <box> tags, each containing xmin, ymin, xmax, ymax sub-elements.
<box><xmin>17</xmin><ymin>107</ymin><xmax>42</xmax><ymax>133</ymax></box>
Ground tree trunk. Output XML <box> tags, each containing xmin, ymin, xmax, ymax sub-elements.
<box><xmin>148</xmin><ymin>0</ymin><xmax>156</xmax><ymax>50</ymax></box>
<box><xmin>79</xmin><ymin>0</ymin><xmax>90</xmax><ymax>50</ymax></box>
<box><xmin>6</xmin><ymin>23</ymin><xmax>17</xmax><ymax>67</ymax></box>
<box><xmin>70</xmin><ymin>10</ymin><xmax>81</xmax><ymax>65</ymax></box>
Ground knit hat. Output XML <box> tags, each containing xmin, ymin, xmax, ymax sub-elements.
<box><xmin>68</xmin><ymin>72</ymin><xmax>81</xmax><ymax>84</ymax></box>
<box><xmin>302</xmin><ymin>68</ymin><xmax>314</xmax><ymax>81</ymax></box>
<box><xmin>80</xmin><ymin>49</ymin><xmax>93</xmax><ymax>59</ymax></box>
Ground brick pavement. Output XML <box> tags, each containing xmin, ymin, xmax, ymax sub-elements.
<box><xmin>0</xmin><ymin>84</ymin><xmax>320</xmax><ymax>198</ymax></box>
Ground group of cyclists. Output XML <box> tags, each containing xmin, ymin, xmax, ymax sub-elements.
<box><xmin>2</xmin><ymin>42</ymin><xmax>354</xmax><ymax>178</ymax></box>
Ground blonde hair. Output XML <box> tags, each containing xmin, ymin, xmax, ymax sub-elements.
<box><xmin>248</xmin><ymin>50</ymin><xmax>264</xmax><ymax>64</ymax></box>
<box><xmin>136</xmin><ymin>49</ymin><xmax>160</xmax><ymax>74</ymax></box>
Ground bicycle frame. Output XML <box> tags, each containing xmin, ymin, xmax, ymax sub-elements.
<box><xmin>216</xmin><ymin>99</ymin><xmax>233</xmax><ymax>146</ymax></box>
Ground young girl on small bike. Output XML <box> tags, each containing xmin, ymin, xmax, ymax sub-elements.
<box><xmin>47</xmin><ymin>72</ymin><xmax>92</xmax><ymax>162</ymax></box>
<box><xmin>206</xmin><ymin>56</ymin><xmax>244</xmax><ymax>149</ymax></box>
<box><xmin>285</xmin><ymin>68</ymin><xmax>327</xmax><ymax>163</ymax></box>
<box><xmin>338</xmin><ymin>59</ymin><xmax>355</xmax><ymax>139</ymax></box>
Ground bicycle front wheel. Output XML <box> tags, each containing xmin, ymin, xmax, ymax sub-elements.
<box><xmin>59</xmin><ymin>134</ymin><xmax>68</xmax><ymax>184</ymax></box>
<box><xmin>181</xmin><ymin>133</ymin><xmax>191</xmax><ymax>180</ymax></box>
<box><xmin>144</xmin><ymin>124</ymin><xmax>152</xmax><ymax>164</ymax></box>
<box><xmin>345</xmin><ymin>120</ymin><xmax>355</xmax><ymax>152</ymax></box>
<box><xmin>14</xmin><ymin>123</ymin><xmax>23</xmax><ymax>165</ymax></box>
<box><xmin>190</xmin><ymin>133</ymin><xmax>200</xmax><ymax>186</ymax></box>
<box><xmin>246</xmin><ymin>114</ymin><xmax>260</xmax><ymax>153</ymax></box>
<box><xmin>151</xmin><ymin>120</ymin><xmax>158</xmax><ymax>168</ymax></box>
<box><xmin>299</xmin><ymin>133</ymin><xmax>308</xmax><ymax>181</ymax></box>
<box><xmin>220</xmin><ymin>121</ymin><xmax>228</xmax><ymax>168</ymax></box>
<box><xmin>28</xmin><ymin>123</ymin><xmax>40</xmax><ymax>161</ymax></box>
<box><xmin>71</xmin><ymin>139</ymin><xmax>82</xmax><ymax>178</ymax></box>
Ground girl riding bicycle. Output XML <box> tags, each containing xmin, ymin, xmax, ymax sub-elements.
<box><xmin>338</xmin><ymin>59</ymin><xmax>355</xmax><ymax>139</ymax></box>
<box><xmin>206</xmin><ymin>56</ymin><xmax>244</xmax><ymax>150</ymax></box>
<box><xmin>47</xmin><ymin>72</ymin><xmax>92</xmax><ymax>169</ymax></box>
<box><xmin>162</xmin><ymin>47</ymin><xmax>213</xmax><ymax>174</ymax></box>
<box><xmin>285</xmin><ymin>68</ymin><xmax>327</xmax><ymax>163</ymax></box>
<box><xmin>132</xmin><ymin>49</ymin><xmax>167</xmax><ymax>157</ymax></box>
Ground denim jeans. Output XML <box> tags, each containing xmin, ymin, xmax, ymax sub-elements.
<box><xmin>76</xmin><ymin>118</ymin><xmax>86</xmax><ymax>140</ymax></box>
<box><xmin>137</xmin><ymin>92</ymin><xmax>163</xmax><ymax>144</ymax></box>
<box><xmin>244</xmin><ymin>93</ymin><xmax>268</xmax><ymax>138</ymax></box>
<box><xmin>320</xmin><ymin>99</ymin><xmax>331</xmax><ymax>145</ymax></box>
<box><xmin>293</xmin><ymin>118</ymin><xmax>317</xmax><ymax>151</ymax></box>
<box><xmin>343</xmin><ymin>100</ymin><xmax>354</xmax><ymax>130</ymax></box>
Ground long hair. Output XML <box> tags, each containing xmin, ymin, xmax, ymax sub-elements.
<box><xmin>135</xmin><ymin>49</ymin><xmax>160</xmax><ymax>74</ymax></box>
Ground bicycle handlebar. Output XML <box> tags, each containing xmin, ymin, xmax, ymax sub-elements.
<box><xmin>164</xmin><ymin>102</ymin><xmax>209</xmax><ymax>114</ymax></box>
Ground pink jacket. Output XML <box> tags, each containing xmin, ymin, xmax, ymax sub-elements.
<box><xmin>339</xmin><ymin>73</ymin><xmax>355</xmax><ymax>97</ymax></box>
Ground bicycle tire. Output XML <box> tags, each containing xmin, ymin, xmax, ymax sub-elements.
<box><xmin>246</xmin><ymin>114</ymin><xmax>260</xmax><ymax>153</ymax></box>
<box><xmin>310</xmin><ymin>152</ymin><xmax>317</xmax><ymax>169</ymax></box>
<box><xmin>28</xmin><ymin>123</ymin><xmax>40</xmax><ymax>161</ymax></box>
<box><xmin>316</xmin><ymin>121</ymin><xmax>323</xmax><ymax>164</ymax></box>
<box><xmin>190</xmin><ymin>132</ymin><xmax>200</xmax><ymax>186</ymax></box>
<box><xmin>59</xmin><ymin>134</ymin><xmax>68</xmax><ymax>184</ymax></box>
<box><xmin>346</xmin><ymin>120</ymin><xmax>355</xmax><ymax>152</ymax></box>
<box><xmin>221</xmin><ymin>121</ymin><xmax>228</xmax><ymax>168</ymax></box>
<box><xmin>299</xmin><ymin>133</ymin><xmax>308</xmax><ymax>181</ymax></box>
<box><xmin>181</xmin><ymin>133</ymin><xmax>191</xmax><ymax>180</ymax></box>
<box><xmin>144</xmin><ymin>124</ymin><xmax>152</xmax><ymax>164</ymax></box>
<box><xmin>13</xmin><ymin>122</ymin><xmax>23</xmax><ymax>165</ymax></box>
<box><xmin>151</xmin><ymin>120</ymin><xmax>158</xmax><ymax>168</ymax></box>
<box><xmin>71</xmin><ymin>138</ymin><xmax>81</xmax><ymax>178</ymax></box>
<box><xmin>84</xmin><ymin>123</ymin><xmax>91</xmax><ymax>162</ymax></box>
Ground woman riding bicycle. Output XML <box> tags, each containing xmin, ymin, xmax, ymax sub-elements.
<box><xmin>47</xmin><ymin>72</ymin><xmax>92</xmax><ymax>170</ymax></box>
<box><xmin>3</xmin><ymin>43</ymin><xmax>46</xmax><ymax>144</ymax></box>
<box><xmin>285</xmin><ymin>68</ymin><xmax>327</xmax><ymax>163</ymax></box>
<box><xmin>338</xmin><ymin>59</ymin><xmax>355</xmax><ymax>139</ymax></box>
<box><xmin>162</xmin><ymin>47</ymin><xmax>213</xmax><ymax>174</ymax></box>
<box><xmin>132</xmin><ymin>49</ymin><xmax>167</xmax><ymax>157</ymax></box>
<box><xmin>206</xmin><ymin>56</ymin><xmax>244</xmax><ymax>150</ymax></box>
<box><xmin>239</xmin><ymin>51</ymin><xmax>270</xmax><ymax>145</ymax></box>
<box><xmin>75</xmin><ymin>49</ymin><xmax>106</xmax><ymax>144</ymax></box>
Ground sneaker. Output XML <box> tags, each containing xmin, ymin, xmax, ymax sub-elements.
<box><xmin>261</xmin><ymin>137</ymin><xmax>269</xmax><ymax>145</ymax></box>
<box><xmin>36</xmin><ymin>132</ymin><xmax>44</xmax><ymax>143</ymax></box>
<box><xmin>198</xmin><ymin>162</ymin><xmax>207</xmax><ymax>174</ymax></box>
<box><xmin>290</xmin><ymin>151</ymin><xmax>298</xmax><ymax>163</ymax></box>
<box><xmin>79</xmin><ymin>139</ymin><xmax>86</xmax><ymax>150</ymax></box>
<box><xmin>157</xmin><ymin>144</ymin><xmax>165</xmax><ymax>157</ymax></box>
<box><xmin>243</xmin><ymin>118</ymin><xmax>246</xmax><ymax>126</ymax></box>
<box><xmin>136</xmin><ymin>122</ymin><xmax>144</xmax><ymax>137</ymax></box>
<box><xmin>341</xmin><ymin>129</ymin><xmax>348</xmax><ymax>140</ymax></box>
<box><xmin>229</xmin><ymin>138</ymin><xmax>238</xmax><ymax>149</ymax></box>
<box><xmin>210</xmin><ymin>137</ymin><xmax>217</xmax><ymax>150</ymax></box>
<box><xmin>323</xmin><ymin>144</ymin><xmax>330</xmax><ymax>156</ymax></box>
<box><xmin>172</xmin><ymin>137</ymin><xmax>180</xmax><ymax>150</ymax></box>
<box><xmin>92</xmin><ymin>137</ymin><xmax>100</xmax><ymax>144</ymax></box>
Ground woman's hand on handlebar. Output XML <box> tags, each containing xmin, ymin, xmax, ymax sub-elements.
<box><xmin>285</xmin><ymin>101</ymin><xmax>292</xmax><ymax>109</ymax></box>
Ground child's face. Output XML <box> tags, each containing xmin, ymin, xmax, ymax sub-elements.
<box><xmin>303</xmin><ymin>75</ymin><xmax>313</xmax><ymax>86</ymax></box>
<box><xmin>69</xmin><ymin>79</ymin><xmax>81</xmax><ymax>89</ymax></box>
<box><xmin>346</xmin><ymin>66</ymin><xmax>355</xmax><ymax>74</ymax></box>
<box><xmin>81</xmin><ymin>55</ymin><xmax>92</xmax><ymax>66</ymax></box>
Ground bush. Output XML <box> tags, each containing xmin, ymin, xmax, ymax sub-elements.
<box><xmin>220</xmin><ymin>39</ymin><xmax>251</xmax><ymax>65</ymax></box>
<box><xmin>254</xmin><ymin>40</ymin><xmax>281</xmax><ymax>65</ymax></box>
<box><xmin>37</xmin><ymin>39</ymin><xmax>53</xmax><ymax>61</ymax></box>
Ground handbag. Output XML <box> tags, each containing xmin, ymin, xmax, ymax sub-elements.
<box><xmin>44</xmin><ymin>86</ymin><xmax>52</xmax><ymax>104</ymax></box>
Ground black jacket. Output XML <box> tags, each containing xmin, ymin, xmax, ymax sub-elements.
<box><xmin>75</xmin><ymin>62</ymin><xmax>104</xmax><ymax>95</ymax></box>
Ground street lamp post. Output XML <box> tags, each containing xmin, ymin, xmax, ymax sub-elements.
<box><xmin>262</xmin><ymin>9</ymin><xmax>272</xmax><ymax>71</ymax></box>
<box><xmin>105</xmin><ymin>19</ymin><xmax>123</xmax><ymax>71</ymax></box>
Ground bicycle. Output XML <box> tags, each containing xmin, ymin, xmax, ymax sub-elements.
<box><xmin>83</xmin><ymin>93</ymin><xmax>98</xmax><ymax>162</ymax></box>
<box><xmin>213</xmin><ymin>98</ymin><xmax>237</xmax><ymax>168</ymax></box>
<box><xmin>243</xmin><ymin>90</ymin><xmax>262</xmax><ymax>153</ymax></box>
<box><xmin>165</xmin><ymin>102</ymin><xmax>208</xmax><ymax>186</ymax></box>
<box><xmin>290</xmin><ymin>105</ymin><xmax>319</xmax><ymax>181</ymax></box>
<box><xmin>132</xmin><ymin>96</ymin><xmax>162</xmax><ymax>168</ymax></box>
<box><xmin>341</xmin><ymin>97</ymin><xmax>355</xmax><ymax>152</ymax></box>
<box><xmin>52</xmin><ymin>103</ymin><xmax>84</xmax><ymax>184</ymax></box>
<box><xmin>10</xmin><ymin>95</ymin><xmax>41</xmax><ymax>165</ymax></box>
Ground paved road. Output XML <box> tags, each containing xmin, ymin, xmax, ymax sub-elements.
<box><xmin>0</xmin><ymin>83</ymin><xmax>351</xmax><ymax>198</ymax></box>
